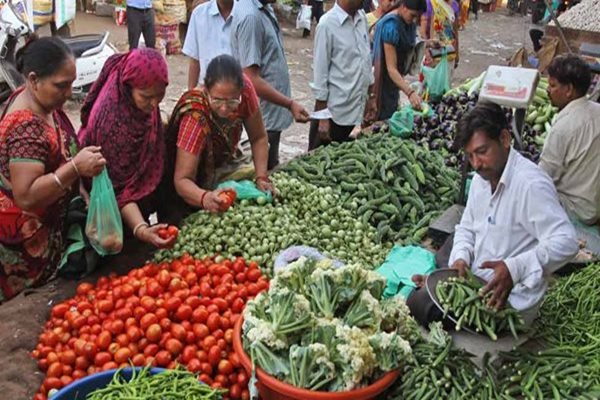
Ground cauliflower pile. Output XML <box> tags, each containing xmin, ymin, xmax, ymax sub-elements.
<box><xmin>242</xmin><ymin>257</ymin><xmax>420</xmax><ymax>392</ymax></box>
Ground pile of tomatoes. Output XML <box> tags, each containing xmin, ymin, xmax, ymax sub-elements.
<box><xmin>32</xmin><ymin>254</ymin><xmax>268</xmax><ymax>400</ymax></box>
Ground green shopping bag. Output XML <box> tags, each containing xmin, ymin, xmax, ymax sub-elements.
<box><xmin>389</xmin><ymin>107</ymin><xmax>415</xmax><ymax>138</ymax></box>
<box><xmin>217</xmin><ymin>180</ymin><xmax>273</xmax><ymax>204</ymax></box>
<box><xmin>376</xmin><ymin>245</ymin><xmax>436</xmax><ymax>299</ymax></box>
<box><xmin>422</xmin><ymin>50</ymin><xmax>451</xmax><ymax>102</ymax></box>
<box><xmin>85</xmin><ymin>168</ymin><xmax>123</xmax><ymax>256</ymax></box>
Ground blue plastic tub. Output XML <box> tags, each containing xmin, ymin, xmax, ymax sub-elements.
<box><xmin>50</xmin><ymin>367</ymin><xmax>166</xmax><ymax>400</ymax></box>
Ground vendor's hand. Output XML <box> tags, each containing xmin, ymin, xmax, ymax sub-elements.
<box><xmin>73</xmin><ymin>146</ymin><xmax>106</xmax><ymax>178</ymax></box>
<box><xmin>202</xmin><ymin>189</ymin><xmax>226</xmax><ymax>213</ymax></box>
<box><xmin>291</xmin><ymin>101</ymin><xmax>310</xmax><ymax>123</ymax></box>
<box><xmin>450</xmin><ymin>259</ymin><xmax>469</xmax><ymax>278</ymax></box>
<box><xmin>479</xmin><ymin>260</ymin><xmax>514</xmax><ymax>310</ymax></box>
<box><xmin>318</xmin><ymin>119</ymin><xmax>331</xmax><ymax>142</ymax></box>
<box><xmin>411</xmin><ymin>274</ymin><xmax>427</xmax><ymax>288</ymax></box>
<box><xmin>137</xmin><ymin>223</ymin><xmax>177</xmax><ymax>249</ymax></box>
<box><xmin>409</xmin><ymin>92</ymin><xmax>423</xmax><ymax>110</ymax></box>
<box><xmin>364</xmin><ymin>97</ymin><xmax>378</xmax><ymax>124</ymax></box>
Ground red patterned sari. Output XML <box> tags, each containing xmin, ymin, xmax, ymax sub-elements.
<box><xmin>0</xmin><ymin>88</ymin><xmax>76</xmax><ymax>302</ymax></box>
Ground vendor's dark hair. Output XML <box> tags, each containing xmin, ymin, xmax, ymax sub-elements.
<box><xmin>455</xmin><ymin>102</ymin><xmax>509</xmax><ymax>149</ymax></box>
<box><xmin>204</xmin><ymin>54</ymin><xmax>244</xmax><ymax>90</ymax></box>
<box><xmin>547</xmin><ymin>54</ymin><xmax>591</xmax><ymax>97</ymax></box>
<box><xmin>15</xmin><ymin>36</ymin><xmax>73</xmax><ymax>78</ymax></box>
<box><xmin>401</xmin><ymin>0</ymin><xmax>427</xmax><ymax>12</ymax></box>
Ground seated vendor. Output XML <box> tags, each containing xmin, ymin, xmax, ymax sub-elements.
<box><xmin>167</xmin><ymin>54</ymin><xmax>275</xmax><ymax>213</ymax></box>
<box><xmin>539</xmin><ymin>54</ymin><xmax>600</xmax><ymax>255</ymax></box>
<box><xmin>408</xmin><ymin>102</ymin><xmax>578</xmax><ymax>327</ymax></box>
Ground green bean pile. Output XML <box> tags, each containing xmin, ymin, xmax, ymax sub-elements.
<box><xmin>497</xmin><ymin>348</ymin><xmax>600</xmax><ymax>400</ymax></box>
<box><xmin>86</xmin><ymin>366</ymin><xmax>225</xmax><ymax>400</ymax></box>
<box><xmin>435</xmin><ymin>272</ymin><xmax>525</xmax><ymax>340</ymax></box>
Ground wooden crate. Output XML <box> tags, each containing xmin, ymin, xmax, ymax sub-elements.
<box><xmin>545</xmin><ymin>25</ymin><xmax>600</xmax><ymax>54</ymax></box>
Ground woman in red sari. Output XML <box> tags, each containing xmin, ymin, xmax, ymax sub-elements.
<box><xmin>167</xmin><ymin>55</ymin><xmax>275</xmax><ymax>213</ymax></box>
<box><xmin>78</xmin><ymin>48</ymin><xmax>175</xmax><ymax>249</ymax></box>
<box><xmin>0</xmin><ymin>37</ymin><xmax>106</xmax><ymax>302</ymax></box>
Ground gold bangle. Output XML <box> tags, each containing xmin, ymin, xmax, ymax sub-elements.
<box><xmin>52</xmin><ymin>173</ymin><xmax>66</xmax><ymax>191</ymax></box>
<box><xmin>70</xmin><ymin>159</ymin><xmax>80</xmax><ymax>177</ymax></box>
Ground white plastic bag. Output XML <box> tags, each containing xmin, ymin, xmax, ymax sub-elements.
<box><xmin>54</xmin><ymin>0</ymin><xmax>76</xmax><ymax>29</ymax></box>
<box><xmin>295</xmin><ymin>4</ymin><xmax>312</xmax><ymax>30</ymax></box>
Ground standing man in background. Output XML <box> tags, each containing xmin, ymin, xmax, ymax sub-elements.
<box><xmin>230</xmin><ymin>0</ymin><xmax>310</xmax><ymax>170</ymax></box>
<box><xmin>183</xmin><ymin>0</ymin><xmax>234</xmax><ymax>89</ymax></box>
<box><xmin>126</xmin><ymin>0</ymin><xmax>156</xmax><ymax>49</ymax></box>
<box><xmin>309</xmin><ymin>0</ymin><xmax>375</xmax><ymax>149</ymax></box>
<box><xmin>302</xmin><ymin>0</ymin><xmax>324</xmax><ymax>38</ymax></box>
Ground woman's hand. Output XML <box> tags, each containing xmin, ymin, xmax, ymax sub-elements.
<box><xmin>256</xmin><ymin>176</ymin><xmax>276</xmax><ymax>196</ymax></box>
<box><xmin>202</xmin><ymin>189</ymin><xmax>226</xmax><ymax>213</ymax></box>
<box><xmin>408</xmin><ymin>91</ymin><xmax>423</xmax><ymax>110</ymax></box>
<box><xmin>73</xmin><ymin>146</ymin><xmax>106</xmax><ymax>178</ymax></box>
<box><xmin>136</xmin><ymin>223</ymin><xmax>177</xmax><ymax>249</ymax></box>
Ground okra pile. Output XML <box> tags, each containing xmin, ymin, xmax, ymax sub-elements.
<box><xmin>435</xmin><ymin>272</ymin><xmax>525</xmax><ymax>340</ymax></box>
<box><xmin>283</xmin><ymin>134</ymin><xmax>459</xmax><ymax>244</ymax></box>
<box><xmin>155</xmin><ymin>173</ymin><xmax>390</xmax><ymax>274</ymax></box>
<box><xmin>385</xmin><ymin>322</ymin><xmax>499</xmax><ymax>400</ymax></box>
<box><xmin>497</xmin><ymin>348</ymin><xmax>600</xmax><ymax>400</ymax></box>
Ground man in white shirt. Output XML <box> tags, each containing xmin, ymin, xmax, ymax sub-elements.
<box><xmin>183</xmin><ymin>0</ymin><xmax>234</xmax><ymax>89</ymax></box>
<box><xmin>539</xmin><ymin>55</ymin><xmax>600</xmax><ymax>254</ymax></box>
<box><xmin>308</xmin><ymin>0</ymin><xmax>376</xmax><ymax>149</ymax></box>
<box><xmin>408</xmin><ymin>102</ymin><xmax>578</xmax><ymax>326</ymax></box>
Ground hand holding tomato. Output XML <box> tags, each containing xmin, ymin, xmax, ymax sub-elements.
<box><xmin>137</xmin><ymin>224</ymin><xmax>177</xmax><ymax>249</ymax></box>
<box><xmin>202</xmin><ymin>189</ymin><xmax>236</xmax><ymax>213</ymax></box>
<box><xmin>158</xmin><ymin>225</ymin><xmax>179</xmax><ymax>241</ymax></box>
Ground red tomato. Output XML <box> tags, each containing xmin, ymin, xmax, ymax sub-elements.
<box><xmin>181</xmin><ymin>345</ymin><xmax>197</xmax><ymax>364</ymax></box>
<box><xmin>154</xmin><ymin>350</ymin><xmax>172</xmax><ymax>367</ymax></box>
<box><xmin>59</xmin><ymin>350</ymin><xmax>76</xmax><ymax>366</ymax></box>
<box><xmin>126</xmin><ymin>326</ymin><xmax>142</xmax><ymax>342</ymax></box>
<box><xmin>75</xmin><ymin>356</ymin><xmax>90</xmax><ymax>370</ymax></box>
<box><xmin>159</xmin><ymin>318</ymin><xmax>172</xmax><ymax>331</ymax></box>
<box><xmin>199</xmin><ymin>373</ymin><xmax>213</xmax><ymax>385</ymax></box>
<box><xmin>193</xmin><ymin>324</ymin><xmax>210</xmax><ymax>340</ymax></box>
<box><xmin>76</xmin><ymin>282</ymin><xmax>94</xmax><ymax>296</ymax></box>
<box><xmin>46</xmin><ymin>362</ymin><xmax>63</xmax><ymax>378</ymax></box>
<box><xmin>102</xmin><ymin>361</ymin><xmax>118</xmax><ymax>371</ymax></box>
<box><xmin>51</xmin><ymin>303</ymin><xmax>69</xmax><ymax>319</ymax></box>
<box><xmin>140</xmin><ymin>296</ymin><xmax>156</xmax><ymax>312</ymax></box>
<box><xmin>191</xmin><ymin>307</ymin><xmax>209</xmax><ymax>324</ymax></box>
<box><xmin>158</xmin><ymin>228</ymin><xmax>169</xmax><ymax>240</ymax></box>
<box><xmin>96</xmin><ymin>331</ymin><xmax>112</xmax><ymax>351</ymax></box>
<box><xmin>96</xmin><ymin>299</ymin><xmax>114</xmax><ymax>313</ymax></box>
<box><xmin>146</xmin><ymin>324</ymin><xmax>162</xmax><ymax>343</ymax></box>
<box><xmin>114</xmin><ymin>347</ymin><xmax>132</xmax><ymax>364</ymax></box>
<box><xmin>167</xmin><ymin>225</ymin><xmax>179</xmax><ymax>238</ymax></box>
<box><xmin>144</xmin><ymin>344</ymin><xmax>159</xmax><ymax>357</ymax></box>
<box><xmin>208</xmin><ymin>345</ymin><xmax>221</xmax><ymax>366</ymax></box>
<box><xmin>44</xmin><ymin>377</ymin><xmax>63</xmax><ymax>391</ymax></box>
<box><xmin>140</xmin><ymin>314</ymin><xmax>158</xmax><ymax>331</ymax></box>
<box><xmin>247</xmin><ymin>283</ymin><xmax>259</xmax><ymax>297</ymax></box>
<box><xmin>94</xmin><ymin>352</ymin><xmax>112</xmax><ymax>367</ymax></box>
<box><xmin>82</xmin><ymin>342</ymin><xmax>98</xmax><ymax>360</ymax></box>
<box><xmin>212</xmin><ymin>298</ymin><xmax>228</xmax><ymax>313</ymax></box>
<box><xmin>231</xmin><ymin>298</ymin><xmax>245</xmax><ymax>314</ymax></box>
<box><xmin>165</xmin><ymin>338</ymin><xmax>183</xmax><ymax>357</ymax></box>
<box><xmin>164</xmin><ymin>296</ymin><xmax>182</xmax><ymax>312</ymax></box>
<box><xmin>108</xmin><ymin>320</ymin><xmax>124</xmax><ymax>336</ymax></box>
<box><xmin>246</xmin><ymin>269</ymin><xmax>262</xmax><ymax>283</ymax></box>
<box><xmin>170</xmin><ymin>323</ymin><xmax>186</xmax><ymax>342</ymax></box>
<box><xmin>187</xmin><ymin>358</ymin><xmax>202</xmax><ymax>373</ymax></box>
<box><xmin>218</xmin><ymin>359</ymin><xmax>234</xmax><ymax>375</ymax></box>
<box><xmin>202</xmin><ymin>335</ymin><xmax>217</xmax><ymax>351</ymax></box>
<box><xmin>229</xmin><ymin>383</ymin><xmax>242</xmax><ymax>399</ymax></box>
<box><xmin>175</xmin><ymin>304</ymin><xmax>193</xmax><ymax>321</ymax></box>
<box><xmin>206</xmin><ymin>313</ymin><xmax>221</xmax><ymax>332</ymax></box>
<box><xmin>131</xmin><ymin>353</ymin><xmax>146</xmax><ymax>366</ymax></box>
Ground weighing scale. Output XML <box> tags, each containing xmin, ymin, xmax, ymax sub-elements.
<box><xmin>429</xmin><ymin>66</ymin><xmax>541</xmax><ymax>245</ymax></box>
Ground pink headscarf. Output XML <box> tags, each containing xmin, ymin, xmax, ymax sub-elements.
<box><xmin>78</xmin><ymin>48</ymin><xmax>169</xmax><ymax>208</ymax></box>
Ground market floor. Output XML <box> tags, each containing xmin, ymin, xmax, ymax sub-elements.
<box><xmin>0</xmin><ymin>8</ymin><xmax>537</xmax><ymax>398</ymax></box>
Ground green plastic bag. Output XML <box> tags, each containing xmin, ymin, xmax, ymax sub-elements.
<box><xmin>376</xmin><ymin>245</ymin><xmax>436</xmax><ymax>299</ymax></box>
<box><xmin>422</xmin><ymin>51</ymin><xmax>451</xmax><ymax>102</ymax></box>
<box><xmin>85</xmin><ymin>169</ymin><xmax>123</xmax><ymax>256</ymax></box>
<box><xmin>217</xmin><ymin>180</ymin><xmax>273</xmax><ymax>203</ymax></box>
<box><xmin>389</xmin><ymin>107</ymin><xmax>414</xmax><ymax>138</ymax></box>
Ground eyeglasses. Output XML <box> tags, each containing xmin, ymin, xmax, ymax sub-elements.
<box><xmin>208</xmin><ymin>94</ymin><xmax>242</xmax><ymax>108</ymax></box>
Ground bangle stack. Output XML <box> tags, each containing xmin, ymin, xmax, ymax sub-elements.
<box><xmin>133</xmin><ymin>222</ymin><xmax>149</xmax><ymax>238</ymax></box>
<box><xmin>199</xmin><ymin>191</ymin><xmax>208</xmax><ymax>208</ymax></box>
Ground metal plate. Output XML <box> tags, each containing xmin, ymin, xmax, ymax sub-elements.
<box><xmin>425</xmin><ymin>269</ymin><xmax>487</xmax><ymax>336</ymax></box>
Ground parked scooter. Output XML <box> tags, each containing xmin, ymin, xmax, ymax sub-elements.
<box><xmin>0</xmin><ymin>0</ymin><xmax>116</xmax><ymax>103</ymax></box>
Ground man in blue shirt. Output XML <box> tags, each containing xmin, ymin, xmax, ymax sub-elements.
<box><xmin>127</xmin><ymin>0</ymin><xmax>156</xmax><ymax>49</ymax></box>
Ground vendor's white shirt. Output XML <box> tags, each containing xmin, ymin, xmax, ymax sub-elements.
<box><xmin>449</xmin><ymin>148</ymin><xmax>578</xmax><ymax>310</ymax></box>
<box><xmin>183</xmin><ymin>0</ymin><xmax>233</xmax><ymax>83</ymax></box>
<box><xmin>310</xmin><ymin>3</ymin><xmax>373</xmax><ymax>126</ymax></box>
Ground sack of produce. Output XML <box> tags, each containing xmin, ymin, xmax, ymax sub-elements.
<box><xmin>273</xmin><ymin>245</ymin><xmax>344</xmax><ymax>272</ymax></box>
<box><xmin>85</xmin><ymin>168</ymin><xmax>124</xmax><ymax>256</ymax></box>
<box><xmin>217</xmin><ymin>179</ymin><xmax>273</xmax><ymax>204</ymax></box>
<box><xmin>422</xmin><ymin>51</ymin><xmax>451</xmax><ymax>102</ymax></box>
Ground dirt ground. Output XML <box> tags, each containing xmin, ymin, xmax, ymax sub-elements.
<box><xmin>0</xmin><ymin>7</ymin><xmax>536</xmax><ymax>399</ymax></box>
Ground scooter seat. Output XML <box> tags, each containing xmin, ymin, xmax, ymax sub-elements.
<box><xmin>62</xmin><ymin>34</ymin><xmax>105</xmax><ymax>58</ymax></box>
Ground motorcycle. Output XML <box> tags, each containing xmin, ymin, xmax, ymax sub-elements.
<box><xmin>0</xmin><ymin>0</ymin><xmax>116</xmax><ymax>103</ymax></box>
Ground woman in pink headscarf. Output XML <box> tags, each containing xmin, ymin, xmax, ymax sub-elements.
<box><xmin>78</xmin><ymin>48</ymin><xmax>175</xmax><ymax>249</ymax></box>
